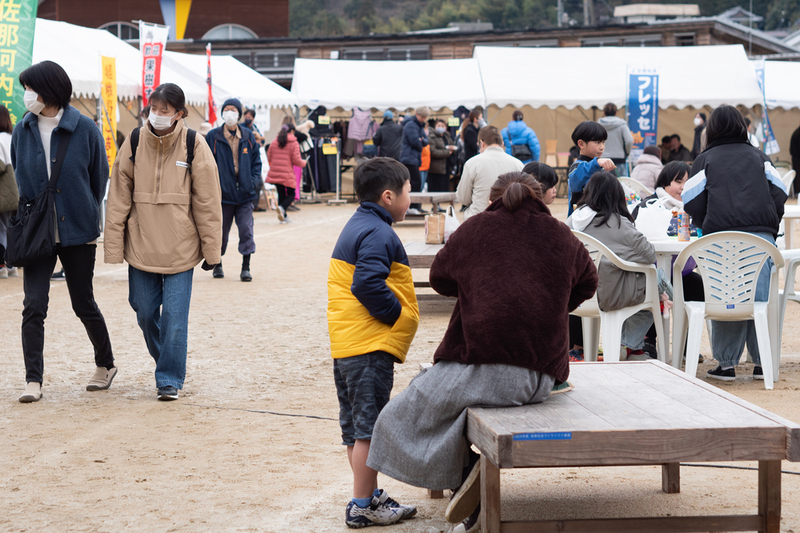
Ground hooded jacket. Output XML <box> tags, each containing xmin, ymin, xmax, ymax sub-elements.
<box><xmin>372</xmin><ymin>119</ymin><xmax>403</xmax><ymax>160</ymax></box>
<box><xmin>501</xmin><ymin>120</ymin><xmax>541</xmax><ymax>163</ymax></box>
<box><xmin>105</xmin><ymin>120</ymin><xmax>223</xmax><ymax>274</ymax></box>
<box><xmin>327</xmin><ymin>202</ymin><xmax>420</xmax><ymax>362</ymax></box>
<box><xmin>430</xmin><ymin>196</ymin><xmax>598</xmax><ymax>383</ymax></box>
<box><xmin>683</xmin><ymin>138</ymin><xmax>787</xmax><ymax>237</ymax></box>
<box><xmin>630</xmin><ymin>153</ymin><xmax>663</xmax><ymax>191</ymax></box>
<box><xmin>266</xmin><ymin>133</ymin><xmax>306</xmax><ymax>188</ymax></box>
<box><xmin>205</xmin><ymin>124</ymin><xmax>262</xmax><ymax>205</ymax></box>
<box><xmin>399</xmin><ymin>115</ymin><xmax>428</xmax><ymax>166</ymax></box>
<box><xmin>567</xmin><ymin>207</ymin><xmax>655</xmax><ymax>312</ymax></box>
<box><xmin>598</xmin><ymin>116</ymin><xmax>634</xmax><ymax>160</ymax></box>
<box><xmin>11</xmin><ymin>105</ymin><xmax>108</xmax><ymax>247</ymax></box>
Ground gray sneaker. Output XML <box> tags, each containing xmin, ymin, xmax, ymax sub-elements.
<box><xmin>19</xmin><ymin>382</ymin><xmax>42</xmax><ymax>403</ymax></box>
<box><xmin>157</xmin><ymin>386</ymin><xmax>179</xmax><ymax>401</ymax></box>
<box><xmin>345</xmin><ymin>496</ymin><xmax>403</xmax><ymax>528</ymax></box>
<box><xmin>376</xmin><ymin>489</ymin><xmax>416</xmax><ymax>519</ymax></box>
<box><xmin>86</xmin><ymin>366</ymin><xmax>118</xmax><ymax>391</ymax></box>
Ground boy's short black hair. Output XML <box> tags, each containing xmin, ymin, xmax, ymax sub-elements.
<box><xmin>354</xmin><ymin>157</ymin><xmax>409</xmax><ymax>204</ymax></box>
<box><xmin>661</xmin><ymin>135</ymin><xmax>672</xmax><ymax>144</ymax></box>
<box><xmin>522</xmin><ymin>161</ymin><xmax>558</xmax><ymax>190</ymax></box>
<box><xmin>19</xmin><ymin>60</ymin><xmax>72</xmax><ymax>109</ymax></box>
<box><xmin>571</xmin><ymin>121</ymin><xmax>607</xmax><ymax>145</ymax></box>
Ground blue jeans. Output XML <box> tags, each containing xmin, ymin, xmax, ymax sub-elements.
<box><xmin>621</xmin><ymin>310</ymin><xmax>654</xmax><ymax>350</ymax></box>
<box><xmin>128</xmin><ymin>266</ymin><xmax>194</xmax><ymax>389</ymax></box>
<box><xmin>711</xmin><ymin>232</ymin><xmax>774</xmax><ymax>368</ymax></box>
<box><xmin>420</xmin><ymin>170</ymin><xmax>428</xmax><ymax>192</ymax></box>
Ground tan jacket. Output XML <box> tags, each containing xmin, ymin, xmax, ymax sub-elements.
<box><xmin>105</xmin><ymin>120</ymin><xmax>222</xmax><ymax>274</ymax></box>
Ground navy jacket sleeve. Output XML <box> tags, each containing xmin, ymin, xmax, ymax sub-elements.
<box><xmin>568</xmin><ymin>158</ymin><xmax>600</xmax><ymax>194</ymax></box>
<box><xmin>249</xmin><ymin>132</ymin><xmax>262</xmax><ymax>189</ymax></box>
<box><xmin>403</xmin><ymin>122</ymin><xmax>422</xmax><ymax>152</ymax></box>
<box><xmin>464</xmin><ymin>126</ymin><xmax>478</xmax><ymax>154</ymax></box>
<box><xmin>351</xmin><ymin>228</ymin><xmax>402</xmax><ymax>326</ymax></box>
<box><xmin>87</xmin><ymin>120</ymin><xmax>109</xmax><ymax>206</ymax></box>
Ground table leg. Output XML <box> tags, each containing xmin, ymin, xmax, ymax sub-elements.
<box><xmin>427</xmin><ymin>489</ymin><xmax>444</xmax><ymax>499</ymax></box>
<box><xmin>759</xmin><ymin>460</ymin><xmax>781</xmax><ymax>533</ymax></box>
<box><xmin>787</xmin><ymin>220</ymin><xmax>793</xmax><ymax>250</ymax></box>
<box><xmin>662</xmin><ymin>462</ymin><xmax>680</xmax><ymax>493</ymax></box>
<box><xmin>481</xmin><ymin>456</ymin><xmax>501</xmax><ymax>533</ymax></box>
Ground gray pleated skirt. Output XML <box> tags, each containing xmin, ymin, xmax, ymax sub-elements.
<box><xmin>366</xmin><ymin>360</ymin><xmax>555</xmax><ymax>491</ymax></box>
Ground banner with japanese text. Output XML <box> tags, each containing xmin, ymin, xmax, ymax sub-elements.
<box><xmin>206</xmin><ymin>43</ymin><xmax>217</xmax><ymax>125</ymax></box>
<box><xmin>0</xmin><ymin>0</ymin><xmax>37</xmax><ymax>125</ymax></box>
<box><xmin>626</xmin><ymin>67</ymin><xmax>659</xmax><ymax>167</ymax></box>
<box><xmin>139</xmin><ymin>21</ymin><xmax>169</xmax><ymax>106</ymax></box>
<box><xmin>101</xmin><ymin>56</ymin><xmax>117</xmax><ymax>171</ymax></box>
<box><xmin>753</xmin><ymin>60</ymin><xmax>779</xmax><ymax>155</ymax></box>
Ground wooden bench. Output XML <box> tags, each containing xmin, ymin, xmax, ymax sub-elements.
<box><xmin>465</xmin><ymin>360</ymin><xmax>800</xmax><ymax>533</ymax></box>
<box><xmin>404</xmin><ymin>192</ymin><xmax>458</xmax><ymax>219</ymax></box>
<box><xmin>404</xmin><ymin>242</ymin><xmax>444</xmax><ymax>289</ymax></box>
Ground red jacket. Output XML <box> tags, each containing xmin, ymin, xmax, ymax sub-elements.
<box><xmin>266</xmin><ymin>133</ymin><xmax>306</xmax><ymax>188</ymax></box>
<box><xmin>430</xmin><ymin>196</ymin><xmax>597</xmax><ymax>383</ymax></box>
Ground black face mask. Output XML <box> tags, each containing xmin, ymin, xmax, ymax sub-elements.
<box><xmin>244</xmin><ymin>118</ymin><xmax>253</xmax><ymax>126</ymax></box>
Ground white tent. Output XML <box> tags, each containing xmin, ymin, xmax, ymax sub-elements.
<box><xmin>753</xmin><ymin>60</ymin><xmax>800</xmax><ymax>110</ymax></box>
<box><xmin>291</xmin><ymin>58</ymin><xmax>486</xmax><ymax>111</ymax></box>
<box><xmin>474</xmin><ymin>45</ymin><xmax>764</xmax><ymax>110</ymax></box>
<box><xmin>162</xmin><ymin>51</ymin><xmax>296</xmax><ymax>109</ymax></box>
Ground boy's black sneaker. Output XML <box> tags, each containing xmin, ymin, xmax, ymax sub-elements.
<box><xmin>753</xmin><ymin>366</ymin><xmax>764</xmax><ymax>380</ymax></box>
<box><xmin>707</xmin><ymin>366</ymin><xmax>735</xmax><ymax>382</ymax></box>
<box><xmin>376</xmin><ymin>489</ymin><xmax>416</xmax><ymax>519</ymax></box>
<box><xmin>345</xmin><ymin>496</ymin><xmax>403</xmax><ymax>528</ymax></box>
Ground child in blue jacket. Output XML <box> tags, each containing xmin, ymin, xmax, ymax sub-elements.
<box><xmin>568</xmin><ymin>121</ymin><xmax>616</xmax><ymax>215</ymax></box>
<box><xmin>327</xmin><ymin>157</ymin><xmax>420</xmax><ymax>528</ymax></box>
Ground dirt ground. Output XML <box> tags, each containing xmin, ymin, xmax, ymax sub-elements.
<box><xmin>3</xmin><ymin>196</ymin><xmax>800</xmax><ymax>532</ymax></box>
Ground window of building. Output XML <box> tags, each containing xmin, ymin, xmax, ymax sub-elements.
<box><xmin>340</xmin><ymin>46</ymin><xmax>430</xmax><ymax>61</ymax></box>
<box><xmin>622</xmin><ymin>34</ymin><xmax>662</xmax><ymax>47</ymax></box>
<box><xmin>675</xmin><ymin>33</ymin><xmax>696</xmax><ymax>46</ymax></box>
<box><xmin>480</xmin><ymin>39</ymin><xmax>559</xmax><ymax>47</ymax></box>
<box><xmin>99</xmin><ymin>21</ymin><xmax>139</xmax><ymax>41</ymax></box>
<box><xmin>581</xmin><ymin>36</ymin><xmax>622</xmax><ymax>47</ymax></box>
<box><xmin>202</xmin><ymin>24</ymin><xmax>258</xmax><ymax>40</ymax></box>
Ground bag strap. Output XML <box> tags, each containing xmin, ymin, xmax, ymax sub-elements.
<box><xmin>48</xmin><ymin>130</ymin><xmax>73</xmax><ymax>189</ymax></box>
<box><xmin>129</xmin><ymin>127</ymin><xmax>140</xmax><ymax>164</ymax></box>
<box><xmin>186</xmin><ymin>129</ymin><xmax>196</xmax><ymax>173</ymax></box>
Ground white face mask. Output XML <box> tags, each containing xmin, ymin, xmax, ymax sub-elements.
<box><xmin>24</xmin><ymin>89</ymin><xmax>45</xmax><ymax>115</ymax></box>
<box><xmin>435</xmin><ymin>127</ymin><xmax>446</xmax><ymax>134</ymax></box>
<box><xmin>222</xmin><ymin>110</ymin><xmax>239</xmax><ymax>127</ymax></box>
<box><xmin>693</xmin><ymin>117</ymin><xmax>703</xmax><ymax>127</ymax></box>
<box><xmin>148</xmin><ymin>111</ymin><xmax>178</xmax><ymax>131</ymax></box>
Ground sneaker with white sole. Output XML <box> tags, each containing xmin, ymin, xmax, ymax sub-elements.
<box><xmin>345</xmin><ymin>496</ymin><xmax>403</xmax><ymax>528</ymax></box>
<box><xmin>86</xmin><ymin>366</ymin><xmax>118</xmax><ymax>391</ymax></box>
<box><xmin>7</xmin><ymin>266</ymin><xmax>18</xmax><ymax>277</ymax></box>
<box><xmin>277</xmin><ymin>205</ymin><xmax>286</xmax><ymax>222</ymax></box>
<box><xmin>753</xmin><ymin>366</ymin><xmax>764</xmax><ymax>380</ymax></box>
<box><xmin>0</xmin><ymin>267</ymin><xmax>7</xmax><ymax>279</ymax></box>
<box><xmin>19</xmin><ymin>382</ymin><xmax>42</xmax><ymax>403</ymax></box>
<box><xmin>376</xmin><ymin>489</ymin><xmax>416</xmax><ymax>519</ymax></box>
<box><xmin>453</xmin><ymin>504</ymin><xmax>481</xmax><ymax>533</ymax></box>
<box><xmin>446</xmin><ymin>456</ymin><xmax>481</xmax><ymax>523</ymax></box>
<box><xmin>157</xmin><ymin>386</ymin><xmax>179</xmax><ymax>401</ymax></box>
<box><xmin>707</xmin><ymin>365</ymin><xmax>735</xmax><ymax>382</ymax></box>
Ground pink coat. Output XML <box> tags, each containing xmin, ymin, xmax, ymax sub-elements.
<box><xmin>266</xmin><ymin>133</ymin><xmax>306</xmax><ymax>188</ymax></box>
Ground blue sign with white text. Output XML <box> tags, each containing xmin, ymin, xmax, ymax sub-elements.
<box><xmin>627</xmin><ymin>70</ymin><xmax>659</xmax><ymax>166</ymax></box>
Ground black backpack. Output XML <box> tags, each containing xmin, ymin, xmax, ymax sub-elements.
<box><xmin>129</xmin><ymin>127</ymin><xmax>197</xmax><ymax>172</ymax></box>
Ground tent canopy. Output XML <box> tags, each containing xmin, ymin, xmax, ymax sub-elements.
<box><xmin>32</xmin><ymin>19</ymin><xmax>294</xmax><ymax>109</ymax></box>
<box><xmin>291</xmin><ymin>58</ymin><xmax>486</xmax><ymax>111</ymax></box>
<box><xmin>473</xmin><ymin>45</ymin><xmax>764</xmax><ymax>110</ymax></box>
<box><xmin>754</xmin><ymin>60</ymin><xmax>800</xmax><ymax>110</ymax></box>
<box><xmin>162</xmin><ymin>51</ymin><xmax>296</xmax><ymax>110</ymax></box>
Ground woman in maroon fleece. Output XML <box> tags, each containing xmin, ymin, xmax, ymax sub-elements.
<box><xmin>367</xmin><ymin>172</ymin><xmax>598</xmax><ymax>529</ymax></box>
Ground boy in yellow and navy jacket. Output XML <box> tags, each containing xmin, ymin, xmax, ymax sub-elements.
<box><xmin>327</xmin><ymin>157</ymin><xmax>420</xmax><ymax>528</ymax></box>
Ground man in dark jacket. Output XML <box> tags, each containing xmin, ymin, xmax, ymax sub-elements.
<box><xmin>666</xmin><ymin>134</ymin><xmax>692</xmax><ymax>163</ymax></box>
<box><xmin>399</xmin><ymin>106</ymin><xmax>429</xmax><ymax>213</ymax></box>
<box><xmin>205</xmin><ymin>98</ymin><xmax>262</xmax><ymax>282</ymax></box>
<box><xmin>372</xmin><ymin>110</ymin><xmax>402</xmax><ymax>161</ymax></box>
<box><xmin>791</xmin><ymin>124</ymin><xmax>800</xmax><ymax>196</ymax></box>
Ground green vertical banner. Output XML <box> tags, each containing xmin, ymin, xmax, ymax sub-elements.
<box><xmin>0</xmin><ymin>0</ymin><xmax>38</xmax><ymax>125</ymax></box>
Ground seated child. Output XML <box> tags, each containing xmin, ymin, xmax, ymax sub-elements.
<box><xmin>327</xmin><ymin>157</ymin><xmax>420</xmax><ymax>528</ymax></box>
<box><xmin>567</xmin><ymin>171</ymin><xmax>659</xmax><ymax>360</ymax></box>
<box><xmin>367</xmin><ymin>172</ymin><xmax>598</xmax><ymax>532</ymax></box>
<box><xmin>568</xmin><ymin>121</ymin><xmax>616</xmax><ymax>215</ymax></box>
<box><xmin>522</xmin><ymin>161</ymin><xmax>558</xmax><ymax>205</ymax></box>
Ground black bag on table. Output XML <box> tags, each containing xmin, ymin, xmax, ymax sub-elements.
<box><xmin>6</xmin><ymin>131</ymin><xmax>72</xmax><ymax>267</ymax></box>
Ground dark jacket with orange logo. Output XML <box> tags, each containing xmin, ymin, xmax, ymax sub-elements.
<box><xmin>205</xmin><ymin>124</ymin><xmax>262</xmax><ymax>205</ymax></box>
<box><xmin>327</xmin><ymin>202</ymin><xmax>419</xmax><ymax>362</ymax></box>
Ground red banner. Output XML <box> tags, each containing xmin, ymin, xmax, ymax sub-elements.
<box><xmin>142</xmin><ymin>42</ymin><xmax>163</xmax><ymax>106</ymax></box>
<box><xmin>206</xmin><ymin>43</ymin><xmax>217</xmax><ymax>125</ymax></box>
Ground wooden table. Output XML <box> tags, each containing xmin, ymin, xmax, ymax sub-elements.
<box><xmin>467</xmin><ymin>360</ymin><xmax>800</xmax><ymax>533</ymax></box>
<box><xmin>404</xmin><ymin>242</ymin><xmax>444</xmax><ymax>289</ymax></box>
<box><xmin>405</xmin><ymin>192</ymin><xmax>458</xmax><ymax>219</ymax></box>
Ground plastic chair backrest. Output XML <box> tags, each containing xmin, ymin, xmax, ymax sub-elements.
<box><xmin>619</xmin><ymin>177</ymin><xmax>654</xmax><ymax>198</ymax></box>
<box><xmin>782</xmin><ymin>170</ymin><xmax>796</xmax><ymax>191</ymax></box>
<box><xmin>672</xmin><ymin>231</ymin><xmax>785</xmax><ymax>318</ymax></box>
<box><xmin>572</xmin><ymin>230</ymin><xmax>654</xmax><ymax>274</ymax></box>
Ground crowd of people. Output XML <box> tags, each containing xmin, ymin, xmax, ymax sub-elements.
<box><xmin>0</xmin><ymin>58</ymin><xmax>797</xmax><ymax>531</ymax></box>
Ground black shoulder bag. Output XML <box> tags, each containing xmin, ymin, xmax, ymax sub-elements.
<box><xmin>6</xmin><ymin>130</ymin><xmax>73</xmax><ymax>267</ymax></box>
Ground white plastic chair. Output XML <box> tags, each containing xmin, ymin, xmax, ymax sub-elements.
<box><xmin>778</xmin><ymin>249</ymin><xmax>800</xmax><ymax>361</ymax></box>
<box><xmin>619</xmin><ymin>177</ymin><xmax>654</xmax><ymax>198</ymax></box>
<box><xmin>671</xmin><ymin>232</ymin><xmax>784</xmax><ymax>389</ymax></box>
<box><xmin>781</xmin><ymin>169</ymin><xmax>795</xmax><ymax>196</ymax></box>
<box><xmin>571</xmin><ymin>231</ymin><xmax>667</xmax><ymax>362</ymax></box>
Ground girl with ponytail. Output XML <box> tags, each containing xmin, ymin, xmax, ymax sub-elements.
<box><xmin>367</xmin><ymin>172</ymin><xmax>598</xmax><ymax>530</ymax></box>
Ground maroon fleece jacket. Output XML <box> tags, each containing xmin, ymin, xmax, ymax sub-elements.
<box><xmin>430</xmin><ymin>196</ymin><xmax>598</xmax><ymax>383</ymax></box>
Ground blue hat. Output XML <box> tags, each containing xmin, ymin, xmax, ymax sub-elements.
<box><xmin>383</xmin><ymin>110</ymin><xmax>393</xmax><ymax>119</ymax></box>
<box><xmin>221</xmin><ymin>98</ymin><xmax>242</xmax><ymax>119</ymax></box>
